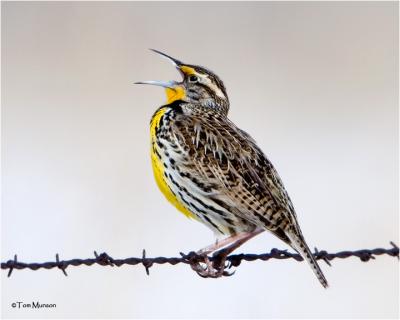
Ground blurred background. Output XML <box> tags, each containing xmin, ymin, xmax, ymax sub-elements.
<box><xmin>1</xmin><ymin>1</ymin><xmax>398</xmax><ymax>318</ymax></box>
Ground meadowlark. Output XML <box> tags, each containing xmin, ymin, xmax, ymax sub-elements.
<box><xmin>136</xmin><ymin>49</ymin><xmax>328</xmax><ymax>288</ymax></box>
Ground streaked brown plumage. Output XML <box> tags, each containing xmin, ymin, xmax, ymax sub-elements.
<box><xmin>137</xmin><ymin>49</ymin><xmax>328</xmax><ymax>288</ymax></box>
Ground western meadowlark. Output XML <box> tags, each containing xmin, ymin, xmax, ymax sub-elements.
<box><xmin>136</xmin><ymin>49</ymin><xmax>328</xmax><ymax>288</ymax></box>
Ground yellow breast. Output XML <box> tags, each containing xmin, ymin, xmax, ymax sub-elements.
<box><xmin>150</xmin><ymin>107</ymin><xmax>196</xmax><ymax>220</ymax></box>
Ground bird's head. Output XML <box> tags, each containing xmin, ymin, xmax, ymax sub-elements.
<box><xmin>136</xmin><ymin>49</ymin><xmax>229</xmax><ymax>115</ymax></box>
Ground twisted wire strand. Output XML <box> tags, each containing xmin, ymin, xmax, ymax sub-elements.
<box><xmin>1</xmin><ymin>242</ymin><xmax>398</xmax><ymax>277</ymax></box>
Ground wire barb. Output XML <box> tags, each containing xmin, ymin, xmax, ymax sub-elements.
<box><xmin>1</xmin><ymin>243</ymin><xmax>398</xmax><ymax>278</ymax></box>
<box><xmin>7</xmin><ymin>255</ymin><xmax>17</xmax><ymax>278</ymax></box>
<box><xmin>314</xmin><ymin>247</ymin><xmax>332</xmax><ymax>267</ymax></box>
<box><xmin>55</xmin><ymin>253</ymin><xmax>68</xmax><ymax>276</ymax></box>
<box><xmin>142</xmin><ymin>249</ymin><xmax>153</xmax><ymax>275</ymax></box>
<box><xmin>94</xmin><ymin>251</ymin><xmax>115</xmax><ymax>267</ymax></box>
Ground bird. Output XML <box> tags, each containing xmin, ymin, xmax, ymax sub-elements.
<box><xmin>136</xmin><ymin>49</ymin><xmax>328</xmax><ymax>288</ymax></box>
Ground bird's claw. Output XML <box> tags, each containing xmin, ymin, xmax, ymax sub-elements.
<box><xmin>189</xmin><ymin>252</ymin><xmax>234</xmax><ymax>278</ymax></box>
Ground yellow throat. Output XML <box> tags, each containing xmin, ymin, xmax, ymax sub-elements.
<box><xmin>165</xmin><ymin>86</ymin><xmax>185</xmax><ymax>104</ymax></box>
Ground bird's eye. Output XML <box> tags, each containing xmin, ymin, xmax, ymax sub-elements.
<box><xmin>189</xmin><ymin>75</ymin><xmax>199</xmax><ymax>83</ymax></box>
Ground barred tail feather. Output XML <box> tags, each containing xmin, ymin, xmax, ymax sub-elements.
<box><xmin>286</xmin><ymin>230</ymin><xmax>329</xmax><ymax>288</ymax></box>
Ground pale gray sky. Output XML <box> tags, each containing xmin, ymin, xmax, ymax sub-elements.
<box><xmin>2</xmin><ymin>1</ymin><xmax>398</xmax><ymax>318</ymax></box>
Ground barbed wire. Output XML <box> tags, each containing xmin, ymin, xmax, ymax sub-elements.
<box><xmin>1</xmin><ymin>242</ymin><xmax>398</xmax><ymax>278</ymax></box>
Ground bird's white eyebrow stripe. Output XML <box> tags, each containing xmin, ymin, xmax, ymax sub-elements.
<box><xmin>198</xmin><ymin>74</ymin><xmax>226</xmax><ymax>99</ymax></box>
<box><xmin>207</xmin><ymin>81</ymin><xmax>226</xmax><ymax>98</ymax></box>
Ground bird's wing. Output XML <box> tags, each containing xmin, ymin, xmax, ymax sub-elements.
<box><xmin>171</xmin><ymin>111</ymin><xmax>300</xmax><ymax>233</ymax></box>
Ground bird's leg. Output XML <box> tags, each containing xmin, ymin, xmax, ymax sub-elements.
<box><xmin>197</xmin><ymin>232</ymin><xmax>259</xmax><ymax>255</ymax></box>
<box><xmin>191</xmin><ymin>232</ymin><xmax>258</xmax><ymax>278</ymax></box>
<box><xmin>211</xmin><ymin>228</ymin><xmax>264</xmax><ymax>275</ymax></box>
<box><xmin>191</xmin><ymin>228</ymin><xmax>264</xmax><ymax>278</ymax></box>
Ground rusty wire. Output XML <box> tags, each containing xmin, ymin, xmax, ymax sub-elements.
<box><xmin>1</xmin><ymin>242</ymin><xmax>398</xmax><ymax>278</ymax></box>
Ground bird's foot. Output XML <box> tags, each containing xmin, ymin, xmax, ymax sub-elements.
<box><xmin>186</xmin><ymin>251</ymin><xmax>234</xmax><ymax>278</ymax></box>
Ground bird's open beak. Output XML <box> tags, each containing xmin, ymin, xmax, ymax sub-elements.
<box><xmin>149</xmin><ymin>49</ymin><xmax>183</xmax><ymax>69</ymax></box>
<box><xmin>134</xmin><ymin>80</ymin><xmax>177</xmax><ymax>88</ymax></box>
<box><xmin>135</xmin><ymin>49</ymin><xmax>187</xmax><ymax>103</ymax></box>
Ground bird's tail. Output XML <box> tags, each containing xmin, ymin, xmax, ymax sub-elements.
<box><xmin>286</xmin><ymin>229</ymin><xmax>329</xmax><ymax>288</ymax></box>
